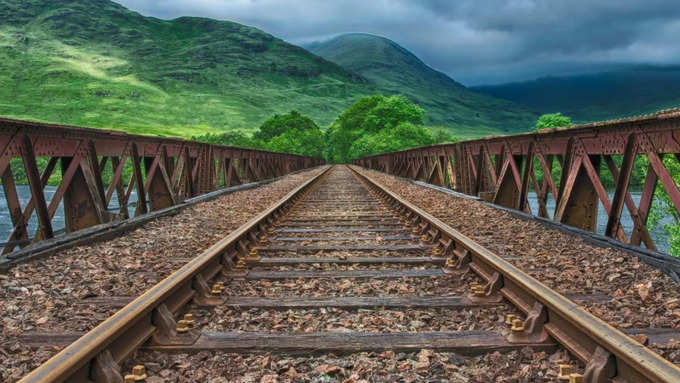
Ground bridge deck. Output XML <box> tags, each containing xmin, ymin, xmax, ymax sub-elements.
<box><xmin>4</xmin><ymin>165</ymin><xmax>680</xmax><ymax>382</ymax></box>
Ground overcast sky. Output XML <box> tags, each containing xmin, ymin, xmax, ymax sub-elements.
<box><xmin>115</xmin><ymin>0</ymin><xmax>680</xmax><ymax>85</ymax></box>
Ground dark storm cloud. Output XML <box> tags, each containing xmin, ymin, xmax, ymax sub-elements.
<box><xmin>114</xmin><ymin>0</ymin><xmax>680</xmax><ymax>85</ymax></box>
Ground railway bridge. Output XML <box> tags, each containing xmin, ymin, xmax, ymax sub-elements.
<box><xmin>2</xmin><ymin>111</ymin><xmax>680</xmax><ymax>382</ymax></box>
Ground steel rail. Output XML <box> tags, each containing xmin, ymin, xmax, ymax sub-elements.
<box><xmin>19</xmin><ymin>165</ymin><xmax>332</xmax><ymax>383</ymax></box>
<box><xmin>350</xmin><ymin>165</ymin><xmax>680</xmax><ymax>383</ymax></box>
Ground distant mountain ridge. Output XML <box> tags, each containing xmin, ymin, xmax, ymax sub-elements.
<box><xmin>305</xmin><ymin>33</ymin><xmax>538</xmax><ymax>137</ymax></box>
<box><xmin>0</xmin><ymin>0</ymin><xmax>374</xmax><ymax>136</ymax></box>
<box><xmin>472</xmin><ymin>66</ymin><xmax>680</xmax><ymax>123</ymax></box>
<box><xmin>0</xmin><ymin>0</ymin><xmax>537</xmax><ymax>138</ymax></box>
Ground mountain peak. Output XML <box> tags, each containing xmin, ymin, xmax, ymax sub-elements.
<box><xmin>307</xmin><ymin>33</ymin><xmax>537</xmax><ymax>135</ymax></box>
<box><xmin>306</xmin><ymin>33</ymin><xmax>438</xmax><ymax>81</ymax></box>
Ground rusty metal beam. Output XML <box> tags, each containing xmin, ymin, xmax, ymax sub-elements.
<box><xmin>353</xmin><ymin>108</ymin><xmax>680</xmax><ymax>252</ymax></box>
<box><xmin>0</xmin><ymin>118</ymin><xmax>323</xmax><ymax>255</ymax></box>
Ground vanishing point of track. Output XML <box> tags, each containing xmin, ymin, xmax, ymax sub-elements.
<box><xmin>19</xmin><ymin>165</ymin><xmax>680</xmax><ymax>382</ymax></box>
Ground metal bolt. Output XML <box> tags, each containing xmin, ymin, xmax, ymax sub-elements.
<box><xmin>510</xmin><ymin>319</ymin><xmax>524</xmax><ymax>332</ymax></box>
<box><xmin>211</xmin><ymin>283</ymin><xmax>223</xmax><ymax>295</ymax></box>
<box><xmin>557</xmin><ymin>365</ymin><xmax>571</xmax><ymax>381</ymax></box>
<box><xmin>235</xmin><ymin>258</ymin><xmax>247</xmax><ymax>269</ymax></box>
<box><xmin>421</xmin><ymin>234</ymin><xmax>430</xmax><ymax>242</ymax></box>
<box><xmin>505</xmin><ymin>314</ymin><xmax>516</xmax><ymax>326</ymax></box>
<box><xmin>183</xmin><ymin>314</ymin><xmax>195</xmax><ymax>328</ymax></box>
<box><xmin>432</xmin><ymin>246</ymin><xmax>441</xmax><ymax>255</ymax></box>
<box><xmin>259</xmin><ymin>235</ymin><xmax>268</xmax><ymax>243</ymax></box>
<box><xmin>473</xmin><ymin>286</ymin><xmax>486</xmax><ymax>296</ymax></box>
<box><xmin>411</xmin><ymin>227</ymin><xmax>419</xmax><ymax>234</ymax></box>
<box><xmin>569</xmin><ymin>373</ymin><xmax>584</xmax><ymax>383</ymax></box>
<box><xmin>176</xmin><ymin>320</ymin><xmax>190</xmax><ymax>333</ymax></box>
<box><xmin>132</xmin><ymin>365</ymin><xmax>147</xmax><ymax>381</ymax></box>
<box><xmin>124</xmin><ymin>375</ymin><xmax>136</xmax><ymax>383</ymax></box>
<box><xmin>444</xmin><ymin>258</ymin><xmax>456</xmax><ymax>268</ymax></box>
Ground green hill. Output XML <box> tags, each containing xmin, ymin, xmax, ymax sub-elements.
<box><xmin>0</xmin><ymin>1</ymin><xmax>538</xmax><ymax>139</ymax></box>
<box><xmin>0</xmin><ymin>0</ymin><xmax>373</xmax><ymax>136</ymax></box>
<box><xmin>472</xmin><ymin>66</ymin><xmax>680</xmax><ymax>123</ymax></box>
<box><xmin>306</xmin><ymin>33</ymin><xmax>539</xmax><ymax>138</ymax></box>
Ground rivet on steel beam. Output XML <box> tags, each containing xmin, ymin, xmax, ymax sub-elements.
<box><xmin>568</xmin><ymin>374</ymin><xmax>584</xmax><ymax>383</ymax></box>
<box><xmin>132</xmin><ymin>365</ymin><xmax>147</xmax><ymax>381</ymax></box>
<box><xmin>557</xmin><ymin>365</ymin><xmax>571</xmax><ymax>381</ymax></box>
<box><xmin>510</xmin><ymin>319</ymin><xmax>524</xmax><ymax>332</ymax></box>
<box><xmin>505</xmin><ymin>314</ymin><xmax>517</xmax><ymax>326</ymax></box>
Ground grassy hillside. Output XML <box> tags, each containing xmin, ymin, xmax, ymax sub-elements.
<box><xmin>0</xmin><ymin>0</ymin><xmax>373</xmax><ymax>137</ymax></box>
<box><xmin>472</xmin><ymin>66</ymin><xmax>680</xmax><ymax>123</ymax></box>
<box><xmin>306</xmin><ymin>33</ymin><xmax>539</xmax><ymax>138</ymax></box>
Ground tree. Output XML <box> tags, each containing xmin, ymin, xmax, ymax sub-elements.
<box><xmin>349</xmin><ymin>122</ymin><xmax>434</xmax><ymax>159</ymax></box>
<box><xmin>361</xmin><ymin>95</ymin><xmax>424</xmax><ymax>133</ymax></box>
<box><xmin>254</xmin><ymin>111</ymin><xmax>325</xmax><ymax>157</ymax></box>
<box><xmin>254</xmin><ymin>110</ymin><xmax>320</xmax><ymax>142</ymax></box>
<box><xmin>431</xmin><ymin>127</ymin><xmax>458</xmax><ymax>144</ymax></box>
<box><xmin>647</xmin><ymin>156</ymin><xmax>680</xmax><ymax>257</ymax></box>
<box><xmin>325</xmin><ymin>94</ymin><xmax>429</xmax><ymax>163</ymax></box>
<box><xmin>535</xmin><ymin>113</ymin><xmax>571</xmax><ymax>131</ymax></box>
<box><xmin>192</xmin><ymin>131</ymin><xmax>256</xmax><ymax>148</ymax></box>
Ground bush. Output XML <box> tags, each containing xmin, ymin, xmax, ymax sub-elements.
<box><xmin>535</xmin><ymin>113</ymin><xmax>571</xmax><ymax>131</ymax></box>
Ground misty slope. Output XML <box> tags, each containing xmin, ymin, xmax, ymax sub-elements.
<box><xmin>0</xmin><ymin>0</ymin><xmax>372</xmax><ymax>136</ymax></box>
<box><xmin>472</xmin><ymin>66</ymin><xmax>680</xmax><ymax>123</ymax></box>
<box><xmin>306</xmin><ymin>33</ymin><xmax>538</xmax><ymax>137</ymax></box>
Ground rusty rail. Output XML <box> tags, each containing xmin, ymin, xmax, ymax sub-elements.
<box><xmin>17</xmin><ymin>164</ymin><xmax>680</xmax><ymax>382</ymax></box>
<box><xmin>353</xmin><ymin>108</ymin><xmax>680</xmax><ymax>252</ymax></box>
<box><xmin>0</xmin><ymin>117</ymin><xmax>324</xmax><ymax>255</ymax></box>
<box><xmin>351</xmin><ymin>165</ymin><xmax>680</xmax><ymax>383</ymax></box>
<box><xmin>18</xmin><ymin>166</ymin><xmax>331</xmax><ymax>383</ymax></box>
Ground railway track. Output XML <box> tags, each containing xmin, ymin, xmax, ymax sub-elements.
<box><xmin>18</xmin><ymin>165</ymin><xmax>680</xmax><ymax>382</ymax></box>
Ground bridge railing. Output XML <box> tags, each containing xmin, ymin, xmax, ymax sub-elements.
<box><xmin>0</xmin><ymin>118</ymin><xmax>324</xmax><ymax>255</ymax></box>
<box><xmin>353</xmin><ymin>109</ymin><xmax>680</xmax><ymax>252</ymax></box>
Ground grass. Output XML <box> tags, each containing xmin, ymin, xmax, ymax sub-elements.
<box><xmin>0</xmin><ymin>1</ymin><xmax>540</xmax><ymax>140</ymax></box>
<box><xmin>0</xmin><ymin>0</ymin><xmax>374</xmax><ymax>137</ymax></box>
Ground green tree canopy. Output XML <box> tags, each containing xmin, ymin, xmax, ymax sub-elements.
<box><xmin>362</xmin><ymin>95</ymin><xmax>425</xmax><ymax>133</ymax></box>
<box><xmin>535</xmin><ymin>113</ymin><xmax>572</xmax><ymax>131</ymax></box>
<box><xmin>254</xmin><ymin>111</ymin><xmax>325</xmax><ymax>157</ymax></box>
<box><xmin>431</xmin><ymin>127</ymin><xmax>458</xmax><ymax>144</ymax></box>
<box><xmin>349</xmin><ymin>122</ymin><xmax>434</xmax><ymax>159</ymax></box>
<box><xmin>325</xmin><ymin>94</ymin><xmax>434</xmax><ymax>163</ymax></box>
<box><xmin>254</xmin><ymin>110</ymin><xmax>321</xmax><ymax>142</ymax></box>
<box><xmin>191</xmin><ymin>131</ymin><xmax>256</xmax><ymax>148</ymax></box>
